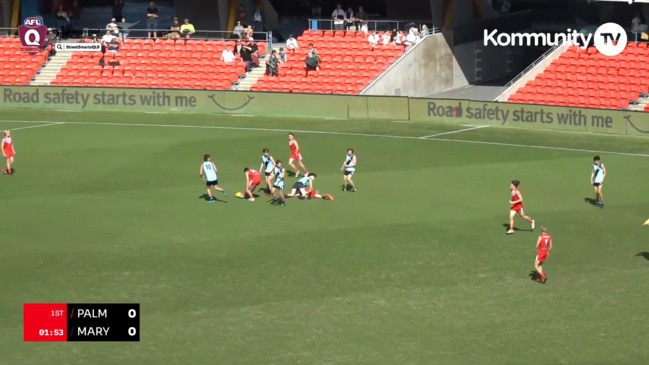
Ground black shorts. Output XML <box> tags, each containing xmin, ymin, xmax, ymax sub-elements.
<box><xmin>343</xmin><ymin>170</ymin><xmax>355</xmax><ymax>176</ymax></box>
<box><xmin>292</xmin><ymin>182</ymin><xmax>305</xmax><ymax>190</ymax></box>
<box><xmin>593</xmin><ymin>182</ymin><xmax>602</xmax><ymax>187</ymax></box>
<box><xmin>206</xmin><ymin>180</ymin><xmax>218</xmax><ymax>186</ymax></box>
<box><xmin>265</xmin><ymin>171</ymin><xmax>272</xmax><ymax>176</ymax></box>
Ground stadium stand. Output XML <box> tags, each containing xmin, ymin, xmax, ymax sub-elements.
<box><xmin>252</xmin><ymin>30</ymin><xmax>405</xmax><ymax>94</ymax></box>
<box><xmin>51</xmin><ymin>39</ymin><xmax>254</xmax><ymax>89</ymax></box>
<box><xmin>508</xmin><ymin>43</ymin><xmax>649</xmax><ymax>110</ymax></box>
<box><xmin>0</xmin><ymin>37</ymin><xmax>49</xmax><ymax>85</ymax></box>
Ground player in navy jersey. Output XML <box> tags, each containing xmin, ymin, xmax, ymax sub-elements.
<box><xmin>259</xmin><ymin>148</ymin><xmax>276</xmax><ymax>195</ymax></box>
<box><xmin>340</xmin><ymin>148</ymin><xmax>357</xmax><ymax>192</ymax></box>
<box><xmin>590</xmin><ymin>155</ymin><xmax>606</xmax><ymax>208</ymax></box>
<box><xmin>270</xmin><ymin>161</ymin><xmax>286</xmax><ymax>206</ymax></box>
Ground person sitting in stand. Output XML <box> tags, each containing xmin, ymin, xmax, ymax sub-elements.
<box><xmin>180</xmin><ymin>18</ymin><xmax>195</xmax><ymax>39</ymax></box>
<box><xmin>167</xmin><ymin>18</ymin><xmax>181</xmax><ymax>40</ymax></box>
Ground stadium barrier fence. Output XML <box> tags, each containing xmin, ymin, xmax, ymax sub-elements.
<box><xmin>1</xmin><ymin>85</ymin><xmax>648</xmax><ymax>137</ymax></box>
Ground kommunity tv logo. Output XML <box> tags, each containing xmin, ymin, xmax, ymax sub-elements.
<box><xmin>483</xmin><ymin>22</ymin><xmax>628</xmax><ymax>57</ymax></box>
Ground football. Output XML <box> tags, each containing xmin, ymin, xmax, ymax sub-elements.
<box><xmin>235</xmin><ymin>192</ymin><xmax>244</xmax><ymax>198</ymax></box>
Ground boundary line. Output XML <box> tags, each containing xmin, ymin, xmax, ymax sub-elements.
<box><xmin>9</xmin><ymin>122</ymin><xmax>66</xmax><ymax>132</ymax></box>
<box><xmin>0</xmin><ymin>119</ymin><xmax>648</xmax><ymax>158</ymax></box>
<box><xmin>419</xmin><ymin>125</ymin><xmax>490</xmax><ymax>139</ymax></box>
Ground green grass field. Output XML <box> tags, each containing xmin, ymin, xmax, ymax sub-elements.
<box><xmin>1</xmin><ymin>109</ymin><xmax>649</xmax><ymax>365</ymax></box>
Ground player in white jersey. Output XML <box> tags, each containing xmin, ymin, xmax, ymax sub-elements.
<box><xmin>199</xmin><ymin>154</ymin><xmax>228</xmax><ymax>203</ymax></box>
<box><xmin>590</xmin><ymin>155</ymin><xmax>606</xmax><ymax>208</ymax></box>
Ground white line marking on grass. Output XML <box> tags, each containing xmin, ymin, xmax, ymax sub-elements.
<box><xmin>393</xmin><ymin>120</ymin><xmax>413</xmax><ymax>123</ymax></box>
<box><xmin>232</xmin><ymin>114</ymin><xmax>254</xmax><ymax>117</ymax></box>
<box><xmin>324</xmin><ymin>117</ymin><xmax>346</xmax><ymax>120</ymax></box>
<box><xmin>9</xmin><ymin>122</ymin><xmax>65</xmax><ymax>131</ymax></box>
<box><xmin>2</xmin><ymin>119</ymin><xmax>649</xmax><ymax>158</ymax></box>
<box><xmin>145</xmin><ymin>112</ymin><xmax>169</xmax><ymax>114</ymax></box>
<box><xmin>56</xmin><ymin>109</ymin><xmax>81</xmax><ymax>112</ymax></box>
<box><xmin>419</xmin><ymin>125</ymin><xmax>490</xmax><ymax>139</ymax></box>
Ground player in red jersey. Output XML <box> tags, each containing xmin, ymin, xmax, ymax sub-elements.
<box><xmin>2</xmin><ymin>130</ymin><xmax>15</xmax><ymax>175</ymax></box>
<box><xmin>243</xmin><ymin>167</ymin><xmax>262</xmax><ymax>201</ymax></box>
<box><xmin>534</xmin><ymin>227</ymin><xmax>552</xmax><ymax>284</ymax></box>
<box><xmin>287</xmin><ymin>133</ymin><xmax>308</xmax><ymax>177</ymax></box>
<box><xmin>507</xmin><ymin>180</ymin><xmax>535</xmax><ymax>234</ymax></box>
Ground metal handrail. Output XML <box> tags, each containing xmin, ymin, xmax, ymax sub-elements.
<box><xmin>0</xmin><ymin>27</ymin><xmax>272</xmax><ymax>48</ymax></box>
<box><xmin>306</xmin><ymin>18</ymin><xmax>435</xmax><ymax>33</ymax></box>
<box><xmin>494</xmin><ymin>43</ymin><xmax>563</xmax><ymax>101</ymax></box>
<box><xmin>360</xmin><ymin>32</ymin><xmax>436</xmax><ymax>95</ymax></box>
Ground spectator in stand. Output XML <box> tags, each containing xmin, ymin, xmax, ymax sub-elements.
<box><xmin>368</xmin><ymin>31</ymin><xmax>379</xmax><ymax>46</ymax></box>
<box><xmin>180</xmin><ymin>18</ymin><xmax>195</xmax><ymax>39</ymax></box>
<box><xmin>252</xmin><ymin>5</ymin><xmax>264</xmax><ymax>36</ymax></box>
<box><xmin>249</xmin><ymin>40</ymin><xmax>260</xmax><ymax>67</ymax></box>
<box><xmin>167</xmin><ymin>18</ymin><xmax>181</xmax><ymax>39</ymax></box>
<box><xmin>405</xmin><ymin>24</ymin><xmax>420</xmax><ymax>47</ymax></box>
<box><xmin>117</xmin><ymin>18</ymin><xmax>128</xmax><ymax>41</ymax></box>
<box><xmin>237</xmin><ymin>4</ymin><xmax>247</xmax><ymax>24</ymax></box>
<box><xmin>112</xmin><ymin>0</ymin><xmax>124</xmax><ymax>20</ymax></box>
<box><xmin>44</xmin><ymin>28</ymin><xmax>58</xmax><ymax>55</ymax></box>
<box><xmin>101</xmin><ymin>30</ymin><xmax>115</xmax><ymax>52</ymax></box>
<box><xmin>355</xmin><ymin>6</ymin><xmax>368</xmax><ymax>33</ymax></box>
<box><xmin>146</xmin><ymin>2</ymin><xmax>159</xmax><ymax>39</ymax></box>
<box><xmin>221</xmin><ymin>46</ymin><xmax>235</xmax><ymax>63</ymax></box>
<box><xmin>286</xmin><ymin>34</ymin><xmax>298</xmax><ymax>52</ymax></box>
<box><xmin>233</xmin><ymin>21</ymin><xmax>244</xmax><ymax>39</ymax></box>
<box><xmin>332</xmin><ymin>4</ymin><xmax>345</xmax><ymax>31</ymax></box>
<box><xmin>394</xmin><ymin>30</ymin><xmax>405</xmax><ymax>46</ymax></box>
<box><xmin>305</xmin><ymin>43</ymin><xmax>320</xmax><ymax>72</ymax></box>
<box><xmin>244</xmin><ymin>25</ymin><xmax>254</xmax><ymax>41</ymax></box>
<box><xmin>421</xmin><ymin>24</ymin><xmax>430</xmax><ymax>36</ymax></box>
<box><xmin>382</xmin><ymin>31</ymin><xmax>391</xmax><ymax>45</ymax></box>
<box><xmin>344</xmin><ymin>7</ymin><xmax>355</xmax><ymax>30</ymax></box>
<box><xmin>107</xmin><ymin>37</ymin><xmax>120</xmax><ymax>52</ymax></box>
<box><xmin>266</xmin><ymin>50</ymin><xmax>279</xmax><ymax>76</ymax></box>
<box><xmin>106</xmin><ymin>18</ymin><xmax>119</xmax><ymax>36</ymax></box>
<box><xmin>56</xmin><ymin>5</ymin><xmax>72</xmax><ymax>39</ymax></box>
<box><xmin>278</xmin><ymin>47</ymin><xmax>287</xmax><ymax>63</ymax></box>
<box><xmin>235</xmin><ymin>40</ymin><xmax>254</xmax><ymax>72</ymax></box>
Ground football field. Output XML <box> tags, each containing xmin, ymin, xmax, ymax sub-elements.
<box><xmin>1</xmin><ymin>109</ymin><xmax>649</xmax><ymax>365</ymax></box>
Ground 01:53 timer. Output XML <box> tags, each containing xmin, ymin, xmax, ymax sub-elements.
<box><xmin>39</xmin><ymin>329</ymin><xmax>65</xmax><ymax>336</ymax></box>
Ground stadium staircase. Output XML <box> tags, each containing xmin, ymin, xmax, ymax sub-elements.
<box><xmin>251</xmin><ymin>30</ymin><xmax>404</xmax><ymax>94</ymax></box>
<box><xmin>0</xmin><ymin>37</ymin><xmax>48</xmax><ymax>85</ymax></box>
<box><xmin>30</xmin><ymin>52</ymin><xmax>73</xmax><ymax>86</ymax></box>
<box><xmin>236</xmin><ymin>65</ymin><xmax>267</xmax><ymax>91</ymax></box>
<box><xmin>504</xmin><ymin>42</ymin><xmax>649</xmax><ymax>109</ymax></box>
<box><xmin>51</xmin><ymin>39</ymin><xmax>254</xmax><ymax>90</ymax></box>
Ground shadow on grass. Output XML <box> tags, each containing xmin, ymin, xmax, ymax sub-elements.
<box><xmin>635</xmin><ymin>252</ymin><xmax>649</xmax><ymax>261</ymax></box>
<box><xmin>528</xmin><ymin>270</ymin><xmax>540</xmax><ymax>282</ymax></box>
<box><xmin>502</xmin><ymin>223</ymin><xmax>534</xmax><ymax>232</ymax></box>
<box><xmin>198</xmin><ymin>194</ymin><xmax>227</xmax><ymax>203</ymax></box>
<box><xmin>584</xmin><ymin>197</ymin><xmax>599</xmax><ymax>206</ymax></box>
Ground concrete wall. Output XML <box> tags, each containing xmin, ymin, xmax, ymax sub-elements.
<box><xmin>361</xmin><ymin>32</ymin><xmax>531</xmax><ymax>97</ymax></box>
<box><xmin>361</xmin><ymin>34</ymin><xmax>456</xmax><ymax>97</ymax></box>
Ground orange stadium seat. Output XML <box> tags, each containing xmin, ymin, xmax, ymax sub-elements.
<box><xmin>0</xmin><ymin>37</ymin><xmax>48</xmax><ymax>85</ymax></box>
<box><xmin>51</xmin><ymin>39</ymin><xmax>246</xmax><ymax>90</ymax></box>
<box><xmin>252</xmin><ymin>30</ymin><xmax>406</xmax><ymax>94</ymax></box>
<box><xmin>508</xmin><ymin>43</ymin><xmax>649</xmax><ymax>109</ymax></box>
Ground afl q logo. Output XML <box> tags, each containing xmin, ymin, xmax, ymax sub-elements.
<box><xmin>18</xmin><ymin>17</ymin><xmax>47</xmax><ymax>51</ymax></box>
<box><xmin>593</xmin><ymin>22</ymin><xmax>628</xmax><ymax>57</ymax></box>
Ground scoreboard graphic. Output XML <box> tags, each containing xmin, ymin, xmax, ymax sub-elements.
<box><xmin>23</xmin><ymin>303</ymin><xmax>140</xmax><ymax>342</ymax></box>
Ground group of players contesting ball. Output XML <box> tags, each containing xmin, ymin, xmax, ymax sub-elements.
<box><xmin>199</xmin><ymin>133</ymin><xmax>357</xmax><ymax>206</ymax></box>
<box><xmin>0</xmin><ymin>129</ymin><xmax>621</xmax><ymax>285</ymax></box>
